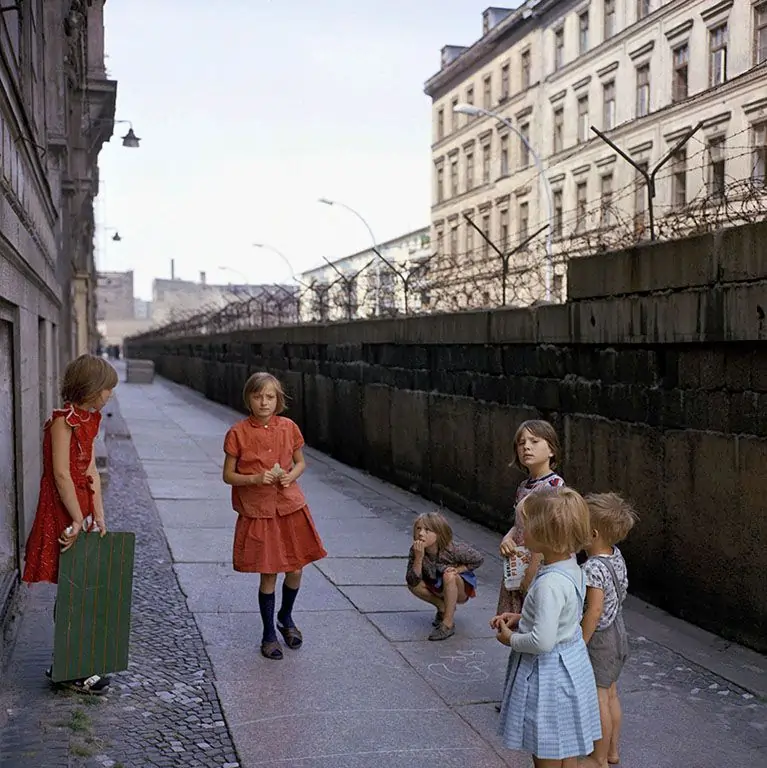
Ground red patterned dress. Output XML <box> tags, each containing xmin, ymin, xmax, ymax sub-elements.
<box><xmin>22</xmin><ymin>404</ymin><xmax>101</xmax><ymax>584</ymax></box>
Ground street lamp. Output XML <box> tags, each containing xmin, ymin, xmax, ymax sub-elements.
<box><xmin>317</xmin><ymin>198</ymin><xmax>381</xmax><ymax>316</ymax></box>
<box><xmin>218</xmin><ymin>265</ymin><xmax>249</xmax><ymax>283</ymax></box>
<box><xmin>252</xmin><ymin>244</ymin><xmax>300</xmax><ymax>284</ymax></box>
<box><xmin>114</xmin><ymin>120</ymin><xmax>141</xmax><ymax>148</ymax></box>
<box><xmin>454</xmin><ymin>103</ymin><xmax>554</xmax><ymax>302</ymax></box>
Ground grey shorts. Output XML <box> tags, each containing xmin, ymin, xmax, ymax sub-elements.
<box><xmin>588</xmin><ymin>612</ymin><xmax>629</xmax><ymax>688</ymax></box>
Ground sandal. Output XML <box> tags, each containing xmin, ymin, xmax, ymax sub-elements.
<box><xmin>277</xmin><ymin>623</ymin><xmax>303</xmax><ymax>650</ymax></box>
<box><xmin>428</xmin><ymin>623</ymin><xmax>455</xmax><ymax>641</ymax></box>
<box><xmin>261</xmin><ymin>640</ymin><xmax>283</xmax><ymax>660</ymax></box>
<box><xmin>432</xmin><ymin>610</ymin><xmax>444</xmax><ymax>627</ymax></box>
<box><xmin>61</xmin><ymin>674</ymin><xmax>110</xmax><ymax>695</ymax></box>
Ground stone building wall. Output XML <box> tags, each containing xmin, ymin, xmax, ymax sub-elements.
<box><xmin>126</xmin><ymin>222</ymin><xmax>767</xmax><ymax>652</ymax></box>
<box><xmin>0</xmin><ymin>1</ymin><xmax>116</xmax><ymax>628</ymax></box>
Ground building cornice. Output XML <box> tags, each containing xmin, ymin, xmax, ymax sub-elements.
<box><xmin>424</xmin><ymin>0</ymin><xmax>562</xmax><ymax>98</ymax></box>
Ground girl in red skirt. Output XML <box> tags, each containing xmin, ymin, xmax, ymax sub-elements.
<box><xmin>223</xmin><ymin>372</ymin><xmax>327</xmax><ymax>660</ymax></box>
<box><xmin>23</xmin><ymin>353</ymin><xmax>118</xmax><ymax>694</ymax></box>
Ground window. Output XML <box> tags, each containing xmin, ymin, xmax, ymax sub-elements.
<box><xmin>578</xmin><ymin>96</ymin><xmax>589</xmax><ymax>143</ymax></box>
<box><xmin>604</xmin><ymin>0</ymin><xmax>615</xmax><ymax>40</ymax></box>
<box><xmin>554</xmin><ymin>27</ymin><xmax>564</xmax><ymax>70</ymax></box>
<box><xmin>436</xmin><ymin>165</ymin><xmax>444</xmax><ymax>203</ymax></box>
<box><xmin>499</xmin><ymin>209</ymin><xmax>510</xmax><ymax>248</ymax></box>
<box><xmin>450</xmin><ymin>156</ymin><xmax>459</xmax><ymax>196</ymax></box>
<box><xmin>672</xmin><ymin>149</ymin><xmax>687</xmax><ymax>209</ymax></box>
<box><xmin>708</xmin><ymin>136</ymin><xmax>726</xmax><ymax>197</ymax></box>
<box><xmin>482</xmin><ymin>214</ymin><xmax>491</xmax><ymax>257</ymax></box>
<box><xmin>553</xmin><ymin>107</ymin><xmax>564</xmax><ymax>153</ymax></box>
<box><xmin>553</xmin><ymin>190</ymin><xmax>563</xmax><ymax>237</ymax></box>
<box><xmin>467</xmin><ymin>85</ymin><xmax>475</xmax><ymax>107</ymax></box>
<box><xmin>482</xmin><ymin>142</ymin><xmax>492</xmax><ymax>183</ymax></box>
<box><xmin>752</xmin><ymin>122</ymin><xmax>767</xmax><ymax>186</ymax></box>
<box><xmin>483</xmin><ymin>75</ymin><xmax>492</xmax><ymax>109</ymax></box>
<box><xmin>604</xmin><ymin>0</ymin><xmax>616</xmax><ymax>38</ymax></box>
<box><xmin>521</xmin><ymin>49</ymin><xmax>531</xmax><ymax>89</ymax></box>
<box><xmin>451</xmin><ymin>97</ymin><xmax>459</xmax><ymax>131</ymax></box>
<box><xmin>636</xmin><ymin>64</ymin><xmax>650</xmax><ymax>117</ymax></box>
<box><xmin>672</xmin><ymin>45</ymin><xmax>689</xmax><ymax>102</ymax></box>
<box><xmin>634</xmin><ymin>162</ymin><xmax>648</xmax><ymax>235</ymax></box>
<box><xmin>466</xmin><ymin>225</ymin><xmax>474</xmax><ymax>254</ymax></box>
<box><xmin>500</xmin><ymin>134</ymin><xmax>509</xmax><ymax>176</ymax></box>
<box><xmin>450</xmin><ymin>225</ymin><xmax>459</xmax><ymax>256</ymax></box>
<box><xmin>437</xmin><ymin>108</ymin><xmax>444</xmax><ymax>140</ymax></box>
<box><xmin>576</xmin><ymin>182</ymin><xmax>588</xmax><ymax>232</ymax></box>
<box><xmin>603</xmin><ymin>81</ymin><xmax>616</xmax><ymax>130</ymax></box>
<box><xmin>519</xmin><ymin>122</ymin><xmax>530</xmax><ymax>168</ymax></box>
<box><xmin>757</xmin><ymin>3</ymin><xmax>767</xmax><ymax>65</ymax></box>
<box><xmin>519</xmin><ymin>202</ymin><xmax>529</xmax><ymax>243</ymax></box>
<box><xmin>553</xmin><ymin>273</ymin><xmax>564</xmax><ymax>298</ymax></box>
<box><xmin>600</xmin><ymin>174</ymin><xmax>613</xmax><ymax>227</ymax></box>
<box><xmin>637</xmin><ymin>0</ymin><xmax>651</xmax><ymax>20</ymax></box>
<box><xmin>709</xmin><ymin>25</ymin><xmax>727</xmax><ymax>87</ymax></box>
<box><xmin>501</xmin><ymin>62</ymin><xmax>510</xmax><ymax>99</ymax></box>
<box><xmin>579</xmin><ymin>11</ymin><xmax>590</xmax><ymax>54</ymax></box>
<box><xmin>466</xmin><ymin>151</ymin><xmax>475</xmax><ymax>192</ymax></box>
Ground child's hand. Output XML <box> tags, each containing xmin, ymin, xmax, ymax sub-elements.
<box><xmin>58</xmin><ymin>521</ymin><xmax>83</xmax><ymax>551</ymax></box>
<box><xmin>278</xmin><ymin>473</ymin><xmax>292</xmax><ymax>488</ymax></box>
<box><xmin>495</xmin><ymin>618</ymin><xmax>514</xmax><ymax>646</ymax></box>
<box><xmin>259</xmin><ymin>470</ymin><xmax>277</xmax><ymax>486</ymax></box>
<box><xmin>92</xmin><ymin>515</ymin><xmax>107</xmax><ymax>537</ymax></box>
<box><xmin>489</xmin><ymin>612</ymin><xmax>521</xmax><ymax>631</ymax></box>
<box><xmin>412</xmin><ymin>540</ymin><xmax>425</xmax><ymax>559</ymax></box>
<box><xmin>499</xmin><ymin>529</ymin><xmax>519</xmax><ymax>557</ymax></box>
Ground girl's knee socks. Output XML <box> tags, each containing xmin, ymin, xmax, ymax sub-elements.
<box><xmin>258</xmin><ymin>590</ymin><xmax>277</xmax><ymax>643</ymax></box>
<box><xmin>277</xmin><ymin>584</ymin><xmax>299</xmax><ymax>628</ymax></box>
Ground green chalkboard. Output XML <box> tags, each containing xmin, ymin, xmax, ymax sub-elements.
<box><xmin>52</xmin><ymin>532</ymin><xmax>135</xmax><ymax>683</ymax></box>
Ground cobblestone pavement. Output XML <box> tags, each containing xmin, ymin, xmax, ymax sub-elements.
<box><xmin>0</xmin><ymin>398</ymin><xmax>240</xmax><ymax>768</ymax></box>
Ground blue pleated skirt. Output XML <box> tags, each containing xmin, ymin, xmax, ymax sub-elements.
<box><xmin>498</xmin><ymin>631</ymin><xmax>602</xmax><ymax>759</ymax></box>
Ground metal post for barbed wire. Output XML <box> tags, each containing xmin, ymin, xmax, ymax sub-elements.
<box><xmin>590</xmin><ymin>121</ymin><xmax>703</xmax><ymax>241</ymax></box>
<box><xmin>464</xmin><ymin>213</ymin><xmax>549</xmax><ymax>306</ymax></box>
<box><xmin>322</xmin><ymin>256</ymin><xmax>375</xmax><ymax>320</ymax></box>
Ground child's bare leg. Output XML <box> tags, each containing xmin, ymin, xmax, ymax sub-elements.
<box><xmin>408</xmin><ymin>582</ymin><xmax>444</xmax><ymax>611</ymax></box>
<box><xmin>534</xmin><ymin>757</ymin><xmax>572</xmax><ymax>767</ymax></box>
<box><xmin>284</xmin><ymin>569</ymin><xmax>302</xmax><ymax>589</ymax></box>
<box><xmin>260</xmin><ymin>573</ymin><xmax>278</xmax><ymax>593</ymax></box>
<box><xmin>441</xmin><ymin>570</ymin><xmax>468</xmax><ymax>629</ymax></box>
<box><xmin>585</xmin><ymin>686</ymin><xmax>612</xmax><ymax>767</ymax></box>
<box><xmin>607</xmin><ymin>683</ymin><xmax>622</xmax><ymax>763</ymax></box>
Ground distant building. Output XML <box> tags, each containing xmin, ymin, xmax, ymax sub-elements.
<box><xmin>97</xmin><ymin>271</ymin><xmax>135</xmax><ymax>321</ymax></box>
<box><xmin>151</xmin><ymin>275</ymin><xmax>298</xmax><ymax>327</ymax></box>
<box><xmin>295</xmin><ymin>227</ymin><xmax>432</xmax><ymax>321</ymax></box>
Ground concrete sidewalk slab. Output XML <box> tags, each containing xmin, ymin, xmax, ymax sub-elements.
<box><xmin>314</xmin><ymin>557</ymin><xmax>409</xmax><ymax>585</ymax></box>
<box><xmin>175</xmin><ymin>563</ymin><xmax>353</xmax><ymax>613</ymax></box>
<box><xmin>111</xmin><ymin>373</ymin><xmax>767</xmax><ymax>768</ymax></box>
<box><xmin>155</xmin><ymin>499</ymin><xmax>233</xmax><ymax>528</ymax></box>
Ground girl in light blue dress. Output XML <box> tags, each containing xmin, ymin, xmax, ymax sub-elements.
<box><xmin>492</xmin><ymin>487</ymin><xmax>601</xmax><ymax>768</ymax></box>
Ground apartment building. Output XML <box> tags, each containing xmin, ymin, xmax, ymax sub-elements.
<box><xmin>425</xmin><ymin>0</ymin><xmax>767</xmax><ymax>303</ymax></box>
<box><xmin>296</xmin><ymin>227</ymin><xmax>432</xmax><ymax>321</ymax></box>
<box><xmin>0</xmin><ymin>1</ymin><xmax>115</xmax><ymax>631</ymax></box>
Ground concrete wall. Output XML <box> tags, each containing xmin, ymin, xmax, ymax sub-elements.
<box><xmin>126</xmin><ymin>224</ymin><xmax>767</xmax><ymax>652</ymax></box>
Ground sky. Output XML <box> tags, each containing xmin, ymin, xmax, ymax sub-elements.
<box><xmin>95</xmin><ymin>0</ymin><xmax>509</xmax><ymax>300</ymax></box>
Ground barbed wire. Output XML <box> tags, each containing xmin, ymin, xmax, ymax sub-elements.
<box><xmin>127</xmin><ymin>138</ymin><xmax>766</xmax><ymax>340</ymax></box>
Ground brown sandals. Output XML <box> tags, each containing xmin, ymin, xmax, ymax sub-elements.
<box><xmin>260</xmin><ymin>640</ymin><xmax>283</xmax><ymax>660</ymax></box>
<box><xmin>277</xmin><ymin>623</ymin><xmax>303</xmax><ymax>650</ymax></box>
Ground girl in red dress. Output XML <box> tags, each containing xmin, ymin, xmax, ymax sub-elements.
<box><xmin>23</xmin><ymin>353</ymin><xmax>118</xmax><ymax>693</ymax></box>
<box><xmin>223</xmin><ymin>372</ymin><xmax>326</xmax><ymax>660</ymax></box>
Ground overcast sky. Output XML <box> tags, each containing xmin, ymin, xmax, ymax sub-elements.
<box><xmin>95</xmin><ymin>0</ymin><xmax>512</xmax><ymax>300</ymax></box>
